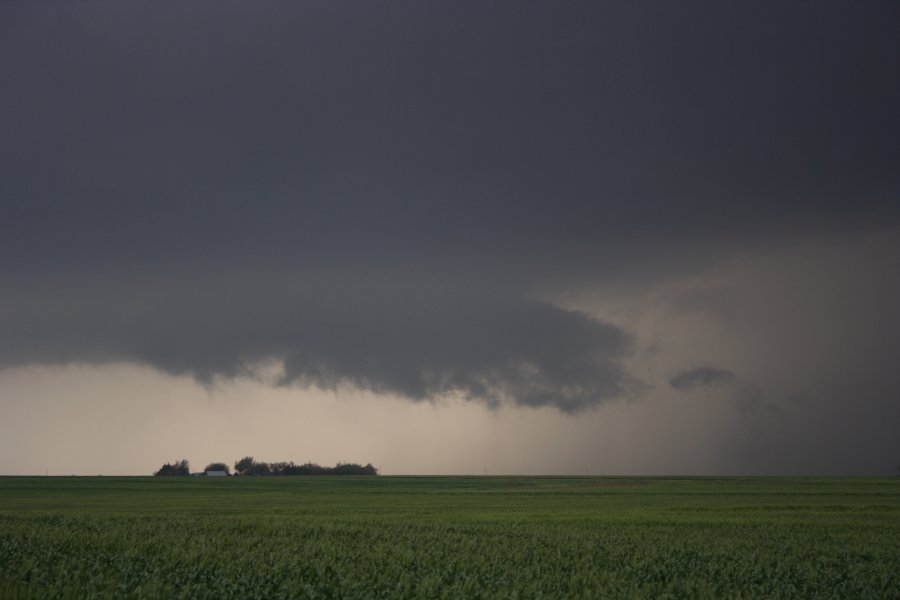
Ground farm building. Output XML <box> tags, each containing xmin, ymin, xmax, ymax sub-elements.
<box><xmin>205</xmin><ymin>470</ymin><xmax>228</xmax><ymax>477</ymax></box>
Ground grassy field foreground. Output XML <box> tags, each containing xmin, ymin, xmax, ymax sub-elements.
<box><xmin>0</xmin><ymin>476</ymin><xmax>898</xmax><ymax>599</ymax></box>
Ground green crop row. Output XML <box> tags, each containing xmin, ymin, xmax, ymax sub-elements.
<box><xmin>0</xmin><ymin>477</ymin><xmax>897</xmax><ymax>599</ymax></box>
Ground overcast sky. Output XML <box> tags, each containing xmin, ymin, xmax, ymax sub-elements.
<box><xmin>1</xmin><ymin>1</ymin><xmax>897</xmax><ymax>475</ymax></box>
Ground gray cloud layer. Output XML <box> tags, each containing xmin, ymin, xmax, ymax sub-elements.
<box><xmin>1</xmin><ymin>275</ymin><xmax>639</xmax><ymax>411</ymax></box>
<box><xmin>1</xmin><ymin>2</ymin><xmax>898</xmax><ymax>414</ymax></box>
<box><xmin>3</xmin><ymin>2</ymin><xmax>897</xmax><ymax>276</ymax></box>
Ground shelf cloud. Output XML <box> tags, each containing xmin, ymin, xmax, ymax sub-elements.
<box><xmin>0</xmin><ymin>0</ymin><xmax>898</xmax><ymax>466</ymax></box>
<box><xmin>1</xmin><ymin>277</ymin><xmax>639</xmax><ymax>411</ymax></box>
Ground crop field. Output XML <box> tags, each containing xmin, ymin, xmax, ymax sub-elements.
<box><xmin>0</xmin><ymin>476</ymin><xmax>898</xmax><ymax>599</ymax></box>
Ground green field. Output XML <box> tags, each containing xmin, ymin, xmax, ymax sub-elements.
<box><xmin>0</xmin><ymin>476</ymin><xmax>898</xmax><ymax>599</ymax></box>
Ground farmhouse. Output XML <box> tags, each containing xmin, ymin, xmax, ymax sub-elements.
<box><xmin>205</xmin><ymin>470</ymin><xmax>228</xmax><ymax>477</ymax></box>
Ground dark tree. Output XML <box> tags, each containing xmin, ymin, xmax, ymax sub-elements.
<box><xmin>232</xmin><ymin>456</ymin><xmax>378</xmax><ymax>476</ymax></box>
<box><xmin>333</xmin><ymin>462</ymin><xmax>378</xmax><ymax>476</ymax></box>
<box><xmin>234</xmin><ymin>456</ymin><xmax>255</xmax><ymax>476</ymax></box>
<box><xmin>244</xmin><ymin>461</ymin><xmax>272</xmax><ymax>476</ymax></box>
<box><xmin>233</xmin><ymin>456</ymin><xmax>271</xmax><ymax>476</ymax></box>
<box><xmin>204</xmin><ymin>462</ymin><xmax>230</xmax><ymax>474</ymax></box>
<box><xmin>154</xmin><ymin>459</ymin><xmax>190</xmax><ymax>476</ymax></box>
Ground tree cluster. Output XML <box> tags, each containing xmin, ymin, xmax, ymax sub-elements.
<box><xmin>152</xmin><ymin>457</ymin><xmax>378</xmax><ymax>476</ymax></box>
<box><xmin>153</xmin><ymin>459</ymin><xmax>190</xmax><ymax>476</ymax></box>
<box><xmin>233</xmin><ymin>456</ymin><xmax>378</xmax><ymax>476</ymax></box>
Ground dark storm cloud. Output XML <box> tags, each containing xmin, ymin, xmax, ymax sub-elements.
<box><xmin>670</xmin><ymin>366</ymin><xmax>765</xmax><ymax>416</ymax></box>
<box><xmin>669</xmin><ymin>366</ymin><xmax>737</xmax><ymax>390</ymax></box>
<box><xmin>2</xmin><ymin>1</ymin><xmax>897</xmax><ymax>274</ymax></box>
<box><xmin>0</xmin><ymin>274</ymin><xmax>639</xmax><ymax>412</ymax></box>
<box><xmin>0</xmin><ymin>2</ymin><xmax>897</xmax><ymax>408</ymax></box>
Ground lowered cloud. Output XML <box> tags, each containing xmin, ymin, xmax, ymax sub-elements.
<box><xmin>669</xmin><ymin>366</ymin><xmax>737</xmax><ymax>389</ymax></box>
<box><xmin>669</xmin><ymin>366</ymin><xmax>765</xmax><ymax>416</ymax></box>
<box><xmin>0</xmin><ymin>274</ymin><xmax>640</xmax><ymax>412</ymax></box>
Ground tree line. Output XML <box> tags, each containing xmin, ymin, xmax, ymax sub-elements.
<box><xmin>153</xmin><ymin>457</ymin><xmax>378</xmax><ymax>476</ymax></box>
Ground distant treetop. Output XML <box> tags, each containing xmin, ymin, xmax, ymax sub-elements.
<box><xmin>153</xmin><ymin>457</ymin><xmax>378</xmax><ymax>477</ymax></box>
<box><xmin>233</xmin><ymin>456</ymin><xmax>378</xmax><ymax>476</ymax></box>
<box><xmin>154</xmin><ymin>459</ymin><xmax>190</xmax><ymax>476</ymax></box>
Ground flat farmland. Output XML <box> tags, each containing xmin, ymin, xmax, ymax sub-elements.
<box><xmin>0</xmin><ymin>476</ymin><xmax>897</xmax><ymax>599</ymax></box>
